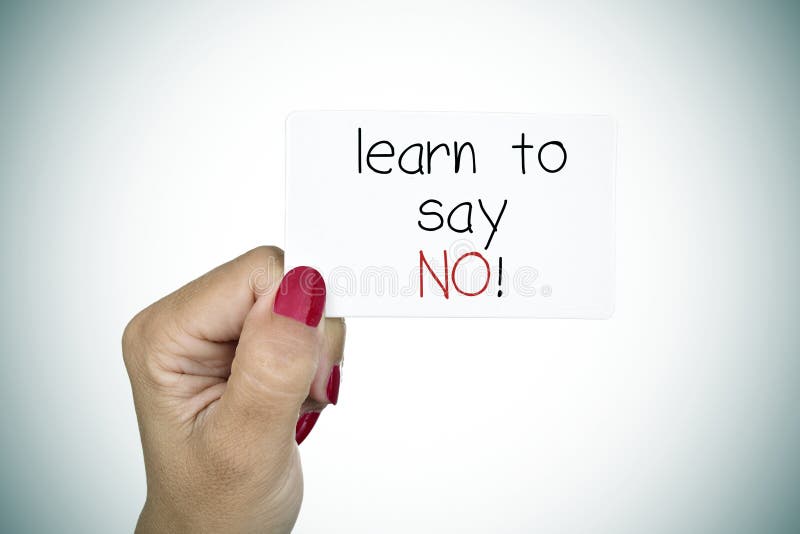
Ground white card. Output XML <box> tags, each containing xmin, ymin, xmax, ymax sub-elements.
<box><xmin>285</xmin><ymin>111</ymin><xmax>616</xmax><ymax>318</ymax></box>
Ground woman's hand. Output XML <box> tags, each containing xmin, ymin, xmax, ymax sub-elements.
<box><xmin>122</xmin><ymin>246</ymin><xmax>344</xmax><ymax>533</ymax></box>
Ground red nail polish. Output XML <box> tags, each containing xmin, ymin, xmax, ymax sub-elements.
<box><xmin>273</xmin><ymin>266</ymin><xmax>326</xmax><ymax>327</ymax></box>
<box><xmin>326</xmin><ymin>365</ymin><xmax>341</xmax><ymax>405</ymax></box>
<box><xmin>295</xmin><ymin>411</ymin><xmax>321</xmax><ymax>445</ymax></box>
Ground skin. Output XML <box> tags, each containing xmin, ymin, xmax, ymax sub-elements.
<box><xmin>122</xmin><ymin>246</ymin><xmax>345</xmax><ymax>533</ymax></box>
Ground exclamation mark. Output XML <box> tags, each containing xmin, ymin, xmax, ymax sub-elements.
<box><xmin>497</xmin><ymin>256</ymin><xmax>503</xmax><ymax>297</ymax></box>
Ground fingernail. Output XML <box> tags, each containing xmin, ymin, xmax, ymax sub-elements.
<box><xmin>273</xmin><ymin>266</ymin><xmax>326</xmax><ymax>327</ymax></box>
<box><xmin>326</xmin><ymin>365</ymin><xmax>341</xmax><ymax>405</ymax></box>
<box><xmin>295</xmin><ymin>411</ymin><xmax>321</xmax><ymax>445</ymax></box>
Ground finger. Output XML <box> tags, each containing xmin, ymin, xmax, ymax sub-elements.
<box><xmin>214</xmin><ymin>266</ymin><xmax>327</xmax><ymax>446</ymax></box>
<box><xmin>146</xmin><ymin>246</ymin><xmax>285</xmax><ymax>348</ymax></box>
<box><xmin>306</xmin><ymin>318</ymin><xmax>346</xmax><ymax>407</ymax></box>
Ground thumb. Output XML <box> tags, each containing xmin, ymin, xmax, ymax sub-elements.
<box><xmin>218</xmin><ymin>266</ymin><xmax>326</xmax><ymax>446</ymax></box>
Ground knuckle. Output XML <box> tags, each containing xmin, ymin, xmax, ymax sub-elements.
<box><xmin>248</xmin><ymin>245</ymin><xmax>284</xmax><ymax>268</ymax></box>
<box><xmin>238</xmin><ymin>336</ymin><xmax>318</xmax><ymax>400</ymax></box>
<box><xmin>121</xmin><ymin>307</ymin><xmax>149</xmax><ymax>363</ymax></box>
<box><xmin>121</xmin><ymin>305</ymin><xmax>175</xmax><ymax>383</ymax></box>
<box><xmin>267</xmin><ymin>333</ymin><xmax>318</xmax><ymax>375</ymax></box>
<box><xmin>243</xmin><ymin>246</ymin><xmax>285</xmax><ymax>297</ymax></box>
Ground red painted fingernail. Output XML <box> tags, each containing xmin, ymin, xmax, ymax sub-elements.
<box><xmin>326</xmin><ymin>365</ymin><xmax>341</xmax><ymax>405</ymax></box>
<box><xmin>273</xmin><ymin>266</ymin><xmax>326</xmax><ymax>327</ymax></box>
<box><xmin>295</xmin><ymin>411</ymin><xmax>321</xmax><ymax>445</ymax></box>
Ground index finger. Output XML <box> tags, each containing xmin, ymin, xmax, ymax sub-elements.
<box><xmin>145</xmin><ymin>246</ymin><xmax>284</xmax><ymax>345</ymax></box>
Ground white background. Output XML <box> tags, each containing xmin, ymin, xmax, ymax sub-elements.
<box><xmin>1</xmin><ymin>1</ymin><xmax>798</xmax><ymax>533</ymax></box>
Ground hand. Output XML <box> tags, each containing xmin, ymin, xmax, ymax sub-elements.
<box><xmin>122</xmin><ymin>246</ymin><xmax>345</xmax><ymax>533</ymax></box>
